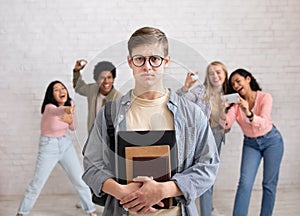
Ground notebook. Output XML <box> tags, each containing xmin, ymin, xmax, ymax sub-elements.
<box><xmin>116</xmin><ymin>130</ymin><xmax>177</xmax><ymax>209</ymax></box>
<box><xmin>125</xmin><ymin>145</ymin><xmax>171</xmax><ymax>183</ymax></box>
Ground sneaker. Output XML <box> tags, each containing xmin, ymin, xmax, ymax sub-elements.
<box><xmin>89</xmin><ymin>211</ymin><xmax>97</xmax><ymax>216</ymax></box>
<box><xmin>211</xmin><ymin>207</ymin><xmax>225</xmax><ymax>216</ymax></box>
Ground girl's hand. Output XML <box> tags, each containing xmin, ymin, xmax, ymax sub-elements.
<box><xmin>238</xmin><ymin>97</ymin><xmax>251</xmax><ymax>115</ymax></box>
<box><xmin>182</xmin><ymin>71</ymin><xmax>198</xmax><ymax>91</ymax></box>
<box><xmin>64</xmin><ymin>105</ymin><xmax>75</xmax><ymax>114</ymax></box>
<box><xmin>60</xmin><ymin>114</ymin><xmax>73</xmax><ymax>124</ymax></box>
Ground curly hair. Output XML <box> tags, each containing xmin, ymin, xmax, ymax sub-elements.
<box><xmin>93</xmin><ymin>61</ymin><xmax>116</xmax><ymax>81</ymax></box>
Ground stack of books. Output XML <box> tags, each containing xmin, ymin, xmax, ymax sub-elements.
<box><xmin>117</xmin><ymin>130</ymin><xmax>177</xmax><ymax>209</ymax></box>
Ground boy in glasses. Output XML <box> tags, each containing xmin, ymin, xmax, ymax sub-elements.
<box><xmin>82</xmin><ymin>26</ymin><xmax>219</xmax><ymax>216</ymax></box>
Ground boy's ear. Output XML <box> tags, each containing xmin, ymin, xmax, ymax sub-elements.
<box><xmin>127</xmin><ymin>56</ymin><xmax>133</xmax><ymax>69</ymax></box>
<box><xmin>164</xmin><ymin>56</ymin><xmax>170</xmax><ymax>67</ymax></box>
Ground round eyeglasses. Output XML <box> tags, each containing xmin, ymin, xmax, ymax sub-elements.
<box><xmin>131</xmin><ymin>55</ymin><xmax>165</xmax><ymax>68</ymax></box>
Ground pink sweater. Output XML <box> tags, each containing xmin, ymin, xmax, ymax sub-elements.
<box><xmin>41</xmin><ymin>103</ymin><xmax>77</xmax><ymax>137</ymax></box>
<box><xmin>222</xmin><ymin>91</ymin><xmax>273</xmax><ymax>138</ymax></box>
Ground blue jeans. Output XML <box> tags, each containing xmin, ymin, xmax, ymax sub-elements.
<box><xmin>233</xmin><ymin>126</ymin><xmax>284</xmax><ymax>216</ymax></box>
<box><xmin>200</xmin><ymin>125</ymin><xmax>224</xmax><ymax>216</ymax></box>
<box><xmin>18</xmin><ymin>135</ymin><xmax>95</xmax><ymax>215</ymax></box>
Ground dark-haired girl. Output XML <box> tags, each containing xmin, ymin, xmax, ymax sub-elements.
<box><xmin>16</xmin><ymin>81</ymin><xmax>97</xmax><ymax>216</ymax></box>
<box><xmin>222</xmin><ymin>69</ymin><xmax>284</xmax><ymax>216</ymax></box>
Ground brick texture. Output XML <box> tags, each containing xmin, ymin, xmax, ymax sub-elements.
<box><xmin>0</xmin><ymin>0</ymin><xmax>299</xmax><ymax>195</ymax></box>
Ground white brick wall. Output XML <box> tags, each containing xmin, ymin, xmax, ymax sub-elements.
<box><xmin>0</xmin><ymin>0</ymin><xmax>299</xmax><ymax>195</ymax></box>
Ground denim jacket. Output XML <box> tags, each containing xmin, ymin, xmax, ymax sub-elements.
<box><xmin>82</xmin><ymin>89</ymin><xmax>219</xmax><ymax>216</ymax></box>
<box><xmin>176</xmin><ymin>84</ymin><xmax>211</xmax><ymax>118</ymax></box>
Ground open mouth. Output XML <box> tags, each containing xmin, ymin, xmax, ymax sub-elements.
<box><xmin>102</xmin><ymin>84</ymin><xmax>111</xmax><ymax>89</ymax></box>
<box><xmin>60</xmin><ymin>94</ymin><xmax>66</xmax><ymax>99</ymax></box>
<box><xmin>236</xmin><ymin>87</ymin><xmax>243</xmax><ymax>93</ymax></box>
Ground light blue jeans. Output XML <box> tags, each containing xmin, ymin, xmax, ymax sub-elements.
<box><xmin>200</xmin><ymin>125</ymin><xmax>224</xmax><ymax>216</ymax></box>
<box><xmin>18</xmin><ymin>135</ymin><xmax>96</xmax><ymax>215</ymax></box>
<box><xmin>233</xmin><ymin>125</ymin><xmax>284</xmax><ymax>216</ymax></box>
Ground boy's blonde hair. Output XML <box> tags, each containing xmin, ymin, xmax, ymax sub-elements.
<box><xmin>128</xmin><ymin>27</ymin><xmax>169</xmax><ymax>57</ymax></box>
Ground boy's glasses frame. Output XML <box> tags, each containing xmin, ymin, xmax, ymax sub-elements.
<box><xmin>131</xmin><ymin>55</ymin><xmax>165</xmax><ymax>68</ymax></box>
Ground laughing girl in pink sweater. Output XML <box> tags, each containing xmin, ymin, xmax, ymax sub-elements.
<box><xmin>222</xmin><ymin>69</ymin><xmax>284</xmax><ymax>216</ymax></box>
<box><xmin>17</xmin><ymin>80</ymin><xmax>97</xmax><ymax>216</ymax></box>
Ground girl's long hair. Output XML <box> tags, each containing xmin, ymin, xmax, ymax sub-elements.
<box><xmin>203</xmin><ymin>61</ymin><xmax>229</xmax><ymax>102</ymax></box>
<box><xmin>228</xmin><ymin>68</ymin><xmax>262</xmax><ymax>94</ymax></box>
<box><xmin>41</xmin><ymin>80</ymin><xmax>72</xmax><ymax>114</ymax></box>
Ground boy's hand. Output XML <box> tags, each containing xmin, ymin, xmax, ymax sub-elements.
<box><xmin>73</xmin><ymin>59</ymin><xmax>87</xmax><ymax>72</ymax></box>
<box><xmin>120</xmin><ymin>179</ymin><xmax>165</xmax><ymax>214</ymax></box>
<box><xmin>115</xmin><ymin>182</ymin><xmax>142</xmax><ymax>200</ymax></box>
